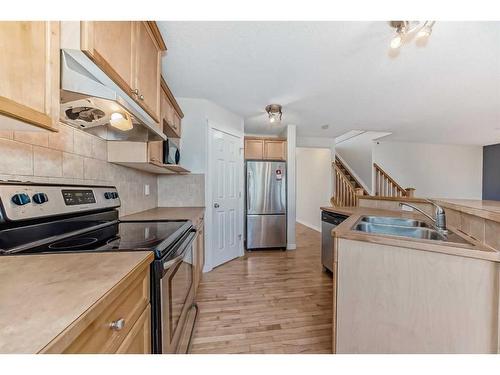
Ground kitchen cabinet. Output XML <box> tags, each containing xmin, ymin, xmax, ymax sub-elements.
<box><xmin>108</xmin><ymin>141</ymin><xmax>190</xmax><ymax>174</ymax></box>
<box><xmin>193</xmin><ymin>219</ymin><xmax>205</xmax><ymax>296</ymax></box>
<box><xmin>160</xmin><ymin>77</ymin><xmax>183</xmax><ymax>138</ymax></box>
<box><xmin>244</xmin><ymin>137</ymin><xmax>287</xmax><ymax>160</ymax></box>
<box><xmin>0</xmin><ymin>21</ymin><xmax>59</xmax><ymax>132</ymax></box>
<box><xmin>244</xmin><ymin>139</ymin><xmax>264</xmax><ymax>159</ymax></box>
<box><xmin>264</xmin><ymin>139</ymin><xmax>287</xmax><ymax>160</ymax></box>
<box><xmin>80</xmin><ymin>21</ymin><xmax>165</xmax><ymax>123</ymax></box>
<box><xmin>42</xmin><ymin>262</ymin><xmax>152</xmax><ymax>354</ymax></box>
<box><xmin>133</xmin><ymin>22</ymin><xmax>161</xmax><ymax>121</ymax></box>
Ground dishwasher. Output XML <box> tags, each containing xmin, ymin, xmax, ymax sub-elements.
<box><xmin>321</xmin><ymin>210</ymin><xmax>348</xmax><ymax>272</ymax></box>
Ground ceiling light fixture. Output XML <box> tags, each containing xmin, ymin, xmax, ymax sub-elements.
<box><xmin>109</xmin><ymin>112</ymin><xmax>133</xmax><ymax>131</ymax></box>
<box><xmin>389</xmin><ymin>21</ymin><xmax>435</xmax><ymax>49</ymax></box>
<box><xmin>265</xmin><ymin>104</ymin><xmax>282</xmax><ymax>124</ymax></box>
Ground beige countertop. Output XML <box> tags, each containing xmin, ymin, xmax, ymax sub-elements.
<box><xmin>121</xmin><ymin>206</ymin><xmax>205</xmax><ymax>227</ymax></box>
<box><xmin>434</xmin><ymin>199</ymin><xmax>500</xmax><ymax>223</ymax></box>
<box><xmin>0</xmin><ymin>251</ymin><xmax>153</xmax><ymax>354</ymax></box>
<box><xmin>321</xmin><ymin>206</ymin><xmax>500</xmax><ymax>262</ymax></box>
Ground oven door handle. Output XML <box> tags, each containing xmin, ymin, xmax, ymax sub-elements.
<box><xmin>162</xmin><ymin>231</ymin><xmax>196</xmax><ymax>270</ymax></box>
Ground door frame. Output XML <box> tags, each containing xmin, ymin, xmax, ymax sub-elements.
<box><xmin>204</xmin><ymin>121</ymin><xmax>244</xmax><ymax>272</ymax></box>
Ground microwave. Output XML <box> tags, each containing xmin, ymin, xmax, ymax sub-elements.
<box><xmin>163</xmin><ymin>139</ymin><xmax>180</xmax><ymax>165</ymax></box>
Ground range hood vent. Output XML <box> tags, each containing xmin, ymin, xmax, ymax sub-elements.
<box><xmin>60</xmin><ymin>50</ymin><xmax>166</xmax><ymax>142</ymax></box>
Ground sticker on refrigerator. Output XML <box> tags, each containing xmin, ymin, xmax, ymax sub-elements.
<box><xmin>276</xmin><ymin>169</ymin><xmax>282</xmax><ymax>180</ymax></box>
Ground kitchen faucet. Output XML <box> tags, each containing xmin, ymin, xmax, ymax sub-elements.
<box><xmin>399</xmin><ymin>199</ymin><xmax>447</xmax><ymax>232</ymax></box>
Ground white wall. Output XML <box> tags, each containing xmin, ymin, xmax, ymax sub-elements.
<box><xmin>296</xmin><ymin>147</ymin><xmax>333</xmax><ymax>231</ymax></box>
<box><xmin>372</xmin><ymin>141</ymin><xmax>483</xmax><ymax>199</ymax></box>
<box><xmin>335</xmin><ymin>131</ymin><xmax>389</xmax><ymax>192</ymax></box>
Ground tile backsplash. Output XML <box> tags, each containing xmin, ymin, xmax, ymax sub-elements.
<box><xmin>158</xmin><ymin>174</ymin><xmax>205</xmax><ymax>207</ymax></box>
<box><xmin>0</xmin><ymin>123</ymin><xmax>158</xmax><ymax>217</ymax></box>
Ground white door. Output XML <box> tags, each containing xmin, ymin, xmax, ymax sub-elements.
<box><xmin>210</xmin><ymin>129</ymin><xmax>242</xmax><ymax>268</ymax></box>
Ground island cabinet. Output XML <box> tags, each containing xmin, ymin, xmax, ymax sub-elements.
<box><xmin>80</xmin><ymin>21</ymin><xmax>165</xmax><ymax>123</ymax></box>
<box><xmin>0</xmin><ymin>21</ymin><xmax>60</xmax><ymax>132</ymax></box>
<box><xmin>244</xmin><ymin>137</ymin><xmax>287</xmax><ymax>160</ymax></box>
<box><xmin>41</xmin><ymin>264</ymin><xmax>152</xmax><ymax>354</ymax></box>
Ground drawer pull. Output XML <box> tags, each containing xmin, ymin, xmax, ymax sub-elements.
<box><xmin>110</xmin><ymin>318</ymin><xmax>126</xmax><ymax>331</ymax></box>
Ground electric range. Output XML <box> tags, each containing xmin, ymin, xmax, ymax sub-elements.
<box><xmin>0</xmin><ymin>181</ymin><xmax>198</xmax><ymax>354</ymax></box>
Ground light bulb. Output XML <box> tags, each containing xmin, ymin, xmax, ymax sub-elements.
<box><xmin>109</xmin><ymin>112</ymin><xmax>133</xmax><ymax>131</ymax></box>
<box><xmin>390</xmin><ymin>34</ymin><xmax>402</xmax><ymax>49</ymax></box>
<box><xmin>417</xmin><ymin>26</ymin><xmax>432</xmax><ymax>39</ymax></box>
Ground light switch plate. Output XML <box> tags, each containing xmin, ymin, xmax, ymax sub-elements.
<box><xmin>144</xmin><ymin>184</ymin><xmax>150</xmax><ymax>196</ymax></box>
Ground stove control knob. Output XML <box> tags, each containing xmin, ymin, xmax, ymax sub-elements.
<box><xmin>112</xmin><ymin>192</ymin><xmax>119</xmax><ymax>199</ymax></box>
<box><xmin>11</xmin><ymin>193</ymin><xmax>31</xmax><ymax>206</ymax></box>
<box><xmin>33</xmin><ymin>193</ymin><xmax>49</xmax><ymax>204</ymax></box>
<box><xmin>104</xmin><ymin>192</ymin><xmax>113</xmax><ymax>200</ymax></box>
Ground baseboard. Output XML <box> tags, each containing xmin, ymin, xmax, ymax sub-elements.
<box><xmin>296</xmin><ymin>219</ymin><xmax>321</xmax><ymax>232</ymax></box>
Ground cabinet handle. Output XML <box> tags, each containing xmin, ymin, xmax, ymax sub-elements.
<box><xmin>131</xmin><ymin>88</ymin><xmax>139</xmax><ymax>95</ymax></box>
<box><xmin>110</xmin><ymin>318</ymin><xmax>126</xmax><ymax>331</ymax></box>
<box><xmin>139</xmin><ymin>94</ymin><xmax>145</xmax><ymax>101</ymax></box>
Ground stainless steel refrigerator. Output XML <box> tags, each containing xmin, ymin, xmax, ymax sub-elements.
<box><xmin>246</xmin><ymin>161</ymin><xmax>287</xmax><ymax>249</ymax></box>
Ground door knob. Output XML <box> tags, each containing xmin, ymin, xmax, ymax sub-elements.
<box><xmin>214</xmin><ymin>203</ymin><xmax>220</xmax><ymax>208</ymax></box>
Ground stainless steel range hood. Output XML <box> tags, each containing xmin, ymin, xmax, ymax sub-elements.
<box><xmin>60</xmin><ymin>49</ymin><xmax>166</xmax><ymax>142</ymax></box>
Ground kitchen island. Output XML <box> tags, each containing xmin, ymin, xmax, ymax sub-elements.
<box><xmin>322</xmin><ymin>202</ymin><xmax>500</xmax><ymax>354</ymax></box>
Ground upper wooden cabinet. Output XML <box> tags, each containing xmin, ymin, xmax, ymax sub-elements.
<box><xmin>244</xmin><ymin>137</ymin><xmax>287</xmax><ymax>161</ymax></box>
<box><xmin>134</xmin><ymin>22</ymin><xmax>161</xmax><ymax>121</ymax></box>
<box><xmin>80</xmin><ymin>21</ymin><xmax>166</xmax><ymax>123</ymax></box>
<box><xmin>0</xmin><ymin>21</ymin><xmax>60</xmax><ymax>131</ymax></box>
<box><xmin>160</xmin><ymin>77</ymin><xmax>184</xmax><ymax>138</ymax></box>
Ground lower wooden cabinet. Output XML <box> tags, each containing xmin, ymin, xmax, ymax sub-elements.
<box><xmin>116</xmin><ymin>305</ymin><xmax>151</xmax><ymax>354</ymax></box>
<box><xmin>41</xmin><ymin>264</ymin><xmax>151</xmax><ymax>354</ymax></box>
<box><xmin>193</xmin><ymin>219</ymin><xmax>205</xmax><ymax>296</ymax></box>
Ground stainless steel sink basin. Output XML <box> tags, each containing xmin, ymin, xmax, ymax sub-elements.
<box><xmin>361</xmin><ymin>216</ymin><xmax>430</xmax><ymax>228</ymax></box>
<box><xmin>353</xmin><ymin>217</ymin><xmax>470</xmax><ymax>245</ymax></box>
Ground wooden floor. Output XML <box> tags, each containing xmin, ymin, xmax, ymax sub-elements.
<box><xmin>190</xmin><ymin>223</ymin><xmax>333</xmax><ymax>354</ymax></box>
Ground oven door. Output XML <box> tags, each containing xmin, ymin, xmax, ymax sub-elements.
<box><xmin>159</xmin><ymin>230</ymin><xmax>196</xmax><ymax>353</ymax></box>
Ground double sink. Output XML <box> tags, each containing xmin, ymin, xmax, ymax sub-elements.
<box><xmin>353</xmin><ymin>216</ymin><xmax>470</xmax><ymax>244</ymax></box>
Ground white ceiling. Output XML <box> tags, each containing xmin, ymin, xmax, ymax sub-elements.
<box><xmin>157</xmin><ymin>22</ymin><xmax>500</xmax><ymax>145</ymax></box>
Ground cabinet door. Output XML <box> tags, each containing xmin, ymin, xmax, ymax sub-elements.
<box><xmin>264</xmin><ymin>140</ymin><xmax>287</xmax><ymax>160</ymax></box>
<box><xmin>160</xmin><ymin>88</ymin><xmax>180</xmax><ymax>138</ymax></box>
<box><xmin>0</xmin><ymin>21</ymin><xmax>59</xmax><ymax>131</ymax></box>
<box><xmin>87</xmin><ymin>21</ymin><xmax>134</xmax><ymax>91</ymax></box>
<box><xmin>172</xmin><ymin>112</ymin><xmax>182</xmax><ymax>137</ymax></box>
<box><xmin>133</xmin><ymin>22</ymin><xmax>161</xmax><ymax>122</ymax></box>
<box><xmin>244</xmin><ymin>139</ymin><xmax>264</xmax><ymax>160</ymax></box>
<box><xmin>116</xmin><ymin>305</ymin><xmax>151</xmax><ymax>354</ymax></box>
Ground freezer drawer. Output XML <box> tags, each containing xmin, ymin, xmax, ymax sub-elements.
<box><xmin>246</xmin><ymin>214</ymin><xmax>286</xmax><ymax>249</ymax></box>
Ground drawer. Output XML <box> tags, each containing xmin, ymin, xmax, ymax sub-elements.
<box><xmin>116</xmin><ymin>304</ymin><xmax>151</xmax><ymax>354</ymax></box>
<box><xmin>61</xmin><ymin>268</ymin><xmax>150</xmax><ymax>353</ymax></box>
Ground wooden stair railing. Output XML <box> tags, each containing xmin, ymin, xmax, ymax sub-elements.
<box><xmin>334</xmin><ymin>156</ymin><xmax>368</xmax><ymax>195</ymax></box>
<box><xmin>373</xmin><ymin>163</ymin><xmax>415</xmax><ymax>198</ymax></box>
<box><xmin>333</xmin><ymin>163</ymin><xmax>365</xmax><ymax>207</ymax></box>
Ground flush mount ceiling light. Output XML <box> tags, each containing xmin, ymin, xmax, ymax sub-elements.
<box><xmin>265</xmin><ymin>104</ymin><xmax>282</xmax><ymax>124</ymax></box>
<box><xmin>389</xmin><ymin>21</ymin><xmax>436</xmax><ymax>49</ymax></box>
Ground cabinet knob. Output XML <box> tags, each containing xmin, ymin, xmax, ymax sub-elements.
<box><xmin>131</xmin><ymin>88</ymin><xmax>139</xmax><ymax>95</ymax></box>
<box><xmin>214</xmin><ymin>203</ymin><xmax>220</xmax><ymax>208</ymax></box>
<box><xmin>110</xmin><ymin>318</ymin><xmax>125</xmax><ymax>331</ymax></box>
<box><xmin>139</xmin><ymin>94</ymin><xmax>145</xmax><ymax>101</ymax></box>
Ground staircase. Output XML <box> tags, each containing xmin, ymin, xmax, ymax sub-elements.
<box><xmin>331</xmin><ymin>156</ymin><xmax>415</xmax><ymax>207</ymax></box>
<box><xmin>332</xmin><ymin>156</ymin><xmax>367</xmax><ymax>207</ymax></box>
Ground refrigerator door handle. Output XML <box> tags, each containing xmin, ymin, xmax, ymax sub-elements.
<box><xmin>247</xmin><ymin>171</ymin><xmax>252</xmax><ymax>211</ymax></box>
